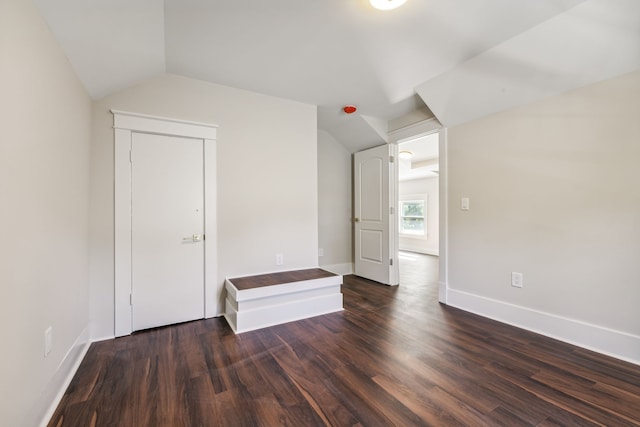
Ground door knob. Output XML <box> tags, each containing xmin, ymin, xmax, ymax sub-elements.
<box><xmin>354</xmin><ymin>218</ymin><xmax>360</xmax><ymax>222</ymax></box>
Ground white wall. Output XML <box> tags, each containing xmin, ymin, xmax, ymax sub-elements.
<box><xmin>317</xmin><ymin>130</ymin><xmax>353</xmax><ymax>274</ymax></box>
<box><xmin>447</xmin><ymin>69</ymin><xmax>640</xmax><ymax>363</ymax></box>
<box><xmin>90</xmin><ymin>74</ymin><xmax>318</xmax><ymax>339</ymax></box>
<box><xmin>0</xmin><ymin>1</ymin><xmax>92</xmax><ymax>425</ymax></box>
<box><xmin>399</xmin><ymin>177</ymin><xmax>439</xmax><ymax>255</ymax></box>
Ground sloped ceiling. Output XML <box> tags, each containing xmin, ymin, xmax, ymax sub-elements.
<box><xmin>417</xmin><ymin>0</ymin><xmax>640</xmax><ymax>127</ymax></box>
<box><xmin>33</xmin><ymin>0</ymin><xmax>639</xmax><ymax>152</ymax></box>
<box><xmin>32</xmin><ymin>0</ymin><xmax>166</xmax><ymax>100</ymax></box>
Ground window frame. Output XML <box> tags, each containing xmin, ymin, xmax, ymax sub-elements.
<box><xmin>399</xmin><ymin>198</ymin><xmax>427</xmax><ymax>237</ymax></box>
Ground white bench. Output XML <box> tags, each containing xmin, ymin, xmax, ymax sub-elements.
<box><xmin>224</xmin><ymin>268</ymin><xmax>343</xmax><ymax>333</ymax></box>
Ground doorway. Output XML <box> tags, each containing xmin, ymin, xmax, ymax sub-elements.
<box><xmin>113</xmin><ymin>110</ymin><xmax>218</xmax><ymax>337</ymax></box>
<box><xmin>397</xmin><ymin>131</ymin><xmax>440</xmax><ymax>292</ymax></box>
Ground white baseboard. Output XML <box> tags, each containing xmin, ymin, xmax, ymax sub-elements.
<box><xmin>399</xmin><ymin>248</ymin><xmax>439</xmax><ymax>256</ymax></box>
<box><xmin>91</xmin><ymin>334</ymin><xmax>116</xmax><ymax>342</ymax></box>
<box><xmin>319</xmin><ymin>262</ymin><xmax>353</xmax><ymax>276</ymax></box>
<box><xmin>35</xmin><ymin>325</ymin><xmax>91</xmax><ymax>427</ymax></box>
<box><xmin>447</xmin><ymin>288</ymin><xmax>640</xmax><ymax>366</ymax></box>
<box><xmin>438</xmin><ymin>281</ymin><xmax>447</xmax><ymax>303</ymax></box>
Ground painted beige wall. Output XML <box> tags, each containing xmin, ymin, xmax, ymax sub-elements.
<box><xmin>317</xmin><ymin>130</ymin><xmax>353</xmax><ymax>273</ymax></box>
<box><xmin>0</xmin><ymin>1</ymin><xmax>92</xmax><ymax>425</ymax></box>
<box><xmin>90</xmin><ymin>74</ymin><xmax>318</xmax><ymax>339</ymax></box>
<box><xmin>448</xmin><ymin>69</ymin><xmax>640</xmax><ymax>337</ymax></box>
<box><xmin>399</xmin><ymin>177</ymin><xmax>439</xmax><ymax>255</ymax></box>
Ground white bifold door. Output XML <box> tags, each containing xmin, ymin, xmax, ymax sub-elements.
<box><xmin>131</xmin><ymin>132</ymin><xmax>205</xmax><ymax>331</ymax></box>
<box><xmin>354</xmin><ymin>143</ymin><xmax>398</xmax><ymax>286</ymax></box>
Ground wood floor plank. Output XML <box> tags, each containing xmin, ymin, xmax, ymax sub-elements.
<box><xmin>372</xmin><ymin>373</ymin><xmax>465</xmax><ymax>427</ymax></box>
<box><xmin>487</xmin><ymin>359</ymin><xmax>639</xmax><ymax>426</ymax></box>
<box><xmin>228</xmin><ymin>268</ymin><xmax>337</xmax><ymax>290</ymax></box>
<box><xmin>48</xmin><ymin>254</ymin><xmax>640</xmax><ymax>427</ymax></box>
<box><xmin>328</xmin><ymin>363</ymin><xmax>426</xmax><ymax>426</ymax></box>
<box><xmin>426</xmin><ymin>386</ymin><xmax>493</xmax><ymax>426</ymax></box>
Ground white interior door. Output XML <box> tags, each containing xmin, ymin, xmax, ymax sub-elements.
<box><xmin>354</xmin><ymin>144</ymin><xmax>398</xmax><ymax>285</ymax></box>
<box><xmin>131</xmin><ymin>132</ymin><xmax>205</xmax><ymax>331</ymax></box>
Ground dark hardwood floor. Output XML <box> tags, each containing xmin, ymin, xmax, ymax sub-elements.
<box><xmin>229</xmin><ymin>268</ymin><xmax>337</xmax><ymax>290</ymax></box>
<box><xmin>49</xmin><ymin>253</ymin><xmax>640</xmax><ymax>426</ymax></box>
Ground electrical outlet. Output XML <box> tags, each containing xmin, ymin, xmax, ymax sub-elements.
<box><xmin>511</xmin><ymin>272</ymin><xmax>523</xmax><ymax>288</ymax></box>
<box><xmin>318</xmin><ymin>248</ymin><xmax>324</xmax><ymax>257</ymax></box>
<box><xmin>44</xmin><ymin>326</ymin><xmax>53</xmax><ymax>357</ymax></box>
<box><xmin>276</xmin><ymin>253</ymin><xmax>284</xmax><ymax>266</ymax></box>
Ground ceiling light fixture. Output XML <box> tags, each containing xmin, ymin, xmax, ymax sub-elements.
<box><xmin>399</xmin><ymin>150</ymin><xmax>413</xmax><ymax>160</ymax></box>
<box><xmin>370</xmin><ymin>0</ymin><xmax>407</xmax><ymax>11</ymax></box>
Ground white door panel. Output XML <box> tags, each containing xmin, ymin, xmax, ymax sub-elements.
<box><xmin>360</xmin><ymin>158</ymin><xmax>383</xmax><ymax>222</ymax></box>
<box><xmin>360</xmin><ymin>230</ymin><xmax>383</xmax><ymax>262</ymax></box>
<box><xmin>354</xmin><ymin>144</ymin><xmax>398</xmax><ymax>285</ymax></box>
<box><xmin>131</xmin><ymin>132</ymin><xmax>204</xmax><ymax>330</ymax></box>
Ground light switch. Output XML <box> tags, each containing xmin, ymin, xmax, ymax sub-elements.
<box><xmin>461</xmin><ymin>197</ymin><xmax>470</xmax><ymax>211</ymax></box>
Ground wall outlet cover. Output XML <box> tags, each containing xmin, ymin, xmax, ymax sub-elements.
<box><xmin>511</xmin><ymin>272</ymin><xmax>523</xmax><ymax>288</ymax></box>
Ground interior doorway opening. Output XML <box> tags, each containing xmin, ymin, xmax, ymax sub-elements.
<box><xmin>397</xmin><ymin>131</ymin><xmax>440</xmax><ymax>289</ymax></box>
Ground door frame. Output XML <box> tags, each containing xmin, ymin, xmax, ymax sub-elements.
<box><xmin>388</xmin><ymin>118</ymin><xmax>447</xmax><ymax>303</ymax></box>
<box><xmin>113</xmin><ymin>110</ymin><xmax>218</xmax><ymax>337</ymax></box>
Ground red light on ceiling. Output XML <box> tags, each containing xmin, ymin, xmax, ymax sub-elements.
<box><xmin>343</xmin><ymin>105</ymin><xmax>357</xmax><ymax>114</ymax></box>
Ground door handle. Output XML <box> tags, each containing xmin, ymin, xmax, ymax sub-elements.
<box><xmin>354</xmin><ymin>218</ymin><xmax>360</xmax><ymax>222</ymax></box>
<box><xmin>182</xmin><ymin>234</ymin><xmax>203</xmax><ymax>242</ymax></box>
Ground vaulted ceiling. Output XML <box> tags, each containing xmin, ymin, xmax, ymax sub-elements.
<box><xmin>34</xmin><ymin>0</ymin><xmax>640</xmax><ymax>152</ymax></box>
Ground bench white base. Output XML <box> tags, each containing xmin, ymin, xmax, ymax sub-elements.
<box><xmin>224</xmin><ymin>274</ymin><xmax>343</xmax><ymax>333</ymax></box>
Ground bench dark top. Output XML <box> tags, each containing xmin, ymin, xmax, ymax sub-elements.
<box><xmin>228</xmin><ymin>268</ymin><xmax>339</xmax><ymax>291</ymax></box>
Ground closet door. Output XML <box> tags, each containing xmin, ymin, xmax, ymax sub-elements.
<box><xmin>131</xmin><ymin>132</ymin><xmax>204</xmax><ymax>330</ymax></box>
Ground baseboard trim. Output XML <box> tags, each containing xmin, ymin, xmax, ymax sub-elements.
<box><xmin>446</xmin><ymin>288</ymin><xmax>640</xmax><ymax>366</ymax></box>
<box><xmin>438</xmin><ymin>281</ymin><xmax>447</xmax><ymax>304</ymax></box>
<box><xmin>319</xmin><ymin>262</ymin><xmax>353</xmax><ymax>276</ymax></box>
<box><xmin>399</xmin><ymin>248</ymin><xmax>439</xmax><ymax>256</ymax></box>
<box><xmin>35</xmin><ymin>325</ymin><xmax>91</xmax><ymax>427</ymax></box>
<box><xmin>91</xmin><ymin>334</ymin><xmax>116</xmax><ymax>342</ymax></box>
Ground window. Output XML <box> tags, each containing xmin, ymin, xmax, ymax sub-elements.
<box><xmin>400</xmin><ymin>200</ymin><xmax>425</xmax><ymax>236</ymax></box>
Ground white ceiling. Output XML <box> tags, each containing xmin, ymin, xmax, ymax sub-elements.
<box><xmin>399</xmin><ymin>133</ymin><xmax>439</xmax><ymax>181</ymax></box>
<box><xmin>34</xmin><ymin>0</ymin><xmax>640</xmax><ymax>152</ymax></box>
<box><xmin>417</xmin><ymin>0</ymin><xmax>640</xmax><ymax>127</ymax></box>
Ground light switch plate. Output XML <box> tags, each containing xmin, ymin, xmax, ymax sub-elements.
<box><xmin>461</xmin><ymin>197</ymin><xmax>470</xmax><ymax>210</ymax></box>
